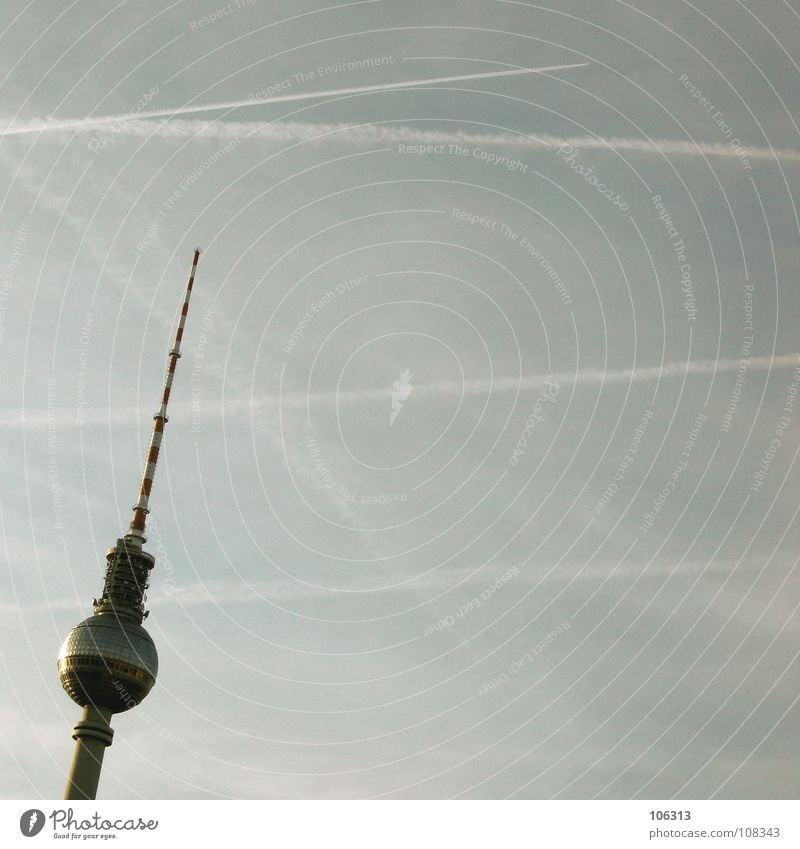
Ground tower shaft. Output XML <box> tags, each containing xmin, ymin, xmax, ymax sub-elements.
<box><xmin>64</xmin><ymin>707</ymin><xmax>114</xmax><ymax>800</ymax></box>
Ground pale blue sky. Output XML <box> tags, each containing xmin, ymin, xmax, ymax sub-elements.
<box><xmin>1</xmin><ymin>0</ymin><xmax>798</xmax><ymax>799</ymax></box>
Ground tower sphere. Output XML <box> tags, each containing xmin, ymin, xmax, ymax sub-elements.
<box><xmin>57</xmin><ymin>616</ymin><xmax>158</xmax><ymax>713</ymax></box>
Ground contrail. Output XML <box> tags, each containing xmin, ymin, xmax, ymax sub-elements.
<box><xmin>8</xmin><ymin>111</ymin><xmax>798</xmax><ymax>165</ymax></box>
<box><xmin>5</xmin><ymin>353</ymin><xmax>797</xmax><ymax>428</ymax></box>
<box><xmin>0</xmin><ymin>63</ymin><xmax>588</xmax><ymax>138</ymax></box>
<box><xmin>285</xmin><ymin>352</ymin><xmax>800</xmax><ymax>407</ymax></box>
<box><xmin>4</xmin><ymin>58</ymin><xmax>797</xmax><ymax>164</ymax></box>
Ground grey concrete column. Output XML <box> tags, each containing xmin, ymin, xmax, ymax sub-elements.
<box><xmin>63</xmin><ymin>705</ymin><xmax>114</xmax><ymax>800</ymax></box>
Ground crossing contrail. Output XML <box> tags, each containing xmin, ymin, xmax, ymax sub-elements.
<box><xmin>0</xmin><ymin>63</ymin><xmax>588</xmax><ymax>138</ymax></box>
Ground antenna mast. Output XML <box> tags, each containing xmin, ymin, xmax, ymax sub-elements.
<box><xmin>127</xmin><ymin>247</ymin><xmax>200</xmax><ymax>544</ymax></box>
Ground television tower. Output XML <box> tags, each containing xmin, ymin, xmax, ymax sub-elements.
<box><xmin>57</xmin><ymin>249</ymin><xmax>201</xmax><ymax>800</ymax></box>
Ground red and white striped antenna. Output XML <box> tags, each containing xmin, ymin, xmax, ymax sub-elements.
<box><xmin>126</xmin><ymin>248</ymin><xmax>201</xmax><ymax>545</ymax></box>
